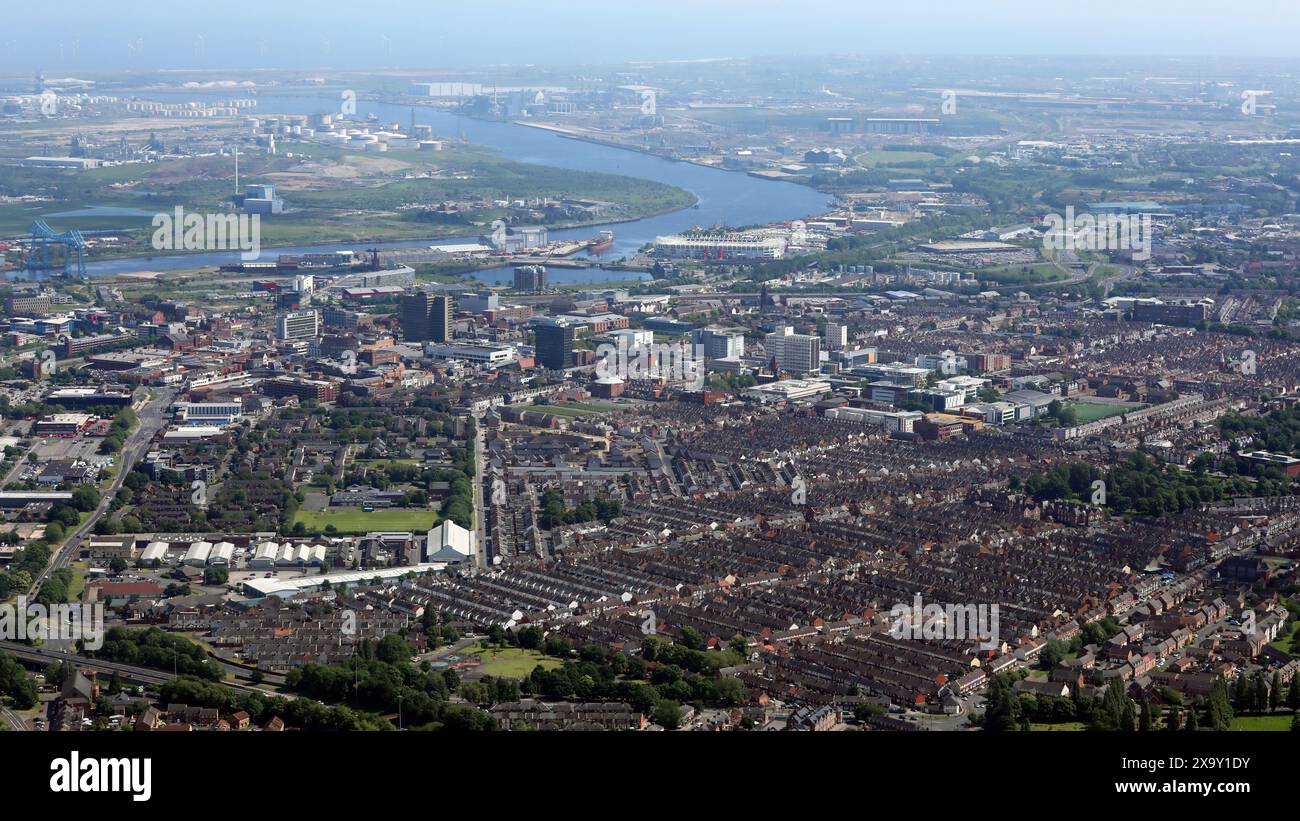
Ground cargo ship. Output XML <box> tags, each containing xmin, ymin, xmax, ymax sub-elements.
<box><xmin>586</xmin><ymin>230</ymin><xmax>614</xmax><ymax>254</ymax></box>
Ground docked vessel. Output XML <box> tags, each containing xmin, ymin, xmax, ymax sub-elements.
<box><xmin>587</xmin><ymin>230</ymin><xmax>614</xmax><ymax>254</ymax></box>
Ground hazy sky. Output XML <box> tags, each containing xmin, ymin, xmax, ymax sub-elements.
<box><xmin>8</xmin><ymin>0</ymin><xmax>1300</xmax><ymax>74</ymax></box>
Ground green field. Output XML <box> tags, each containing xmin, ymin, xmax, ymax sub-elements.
<box><xmin>1229</xmin><ymin>714</ymin><xmax>1296</xmax><ymax>731</ymax></box>
<box><xmin>979</xmin><ymin>263</ymin><xmax>1068</xmax><ymax>284</ymax></box>
<box><xmin>292</xmin><ymin>508</ymin><xmax>438</xmax><ymax>534</ymax></box>
<box><xmin>1268</xmin><ymin>630</ymin><xmax>1298</xmax><ymax>655</ymax></box>
<box><xmin>1066</xmin><ymin>401</ymin><xmax>1142</xmax><ymax>424</ymax></box>
<box><xmin>463</xmin><ymin>646</ymin><xmax>563</xmax><ymax>678</ymax></box>
<box><xmin>67</xmin><ymin>569</ymin><xmax>87</xmax><ymax>602</ymax></box>
<box><xmin>526</xmin><ymin>403</ymin><xmax>605</xmax><ymax>418</ymax></box>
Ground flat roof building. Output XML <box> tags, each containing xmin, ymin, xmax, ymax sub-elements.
<box><xmin>743</xmin><ymin>379</ymin><xmax>832</xmax><ymax>404</ymax></box>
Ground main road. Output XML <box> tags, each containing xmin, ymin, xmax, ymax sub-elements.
<box><xmin>472</xmin><ymin>410</ymin><xmax>489</xmax><ymax>571</ymax></box>
<box><xmin>0</xmin><ymin>639</ymin><xmax>269</xmax><ymax>695</ymax></box>
<box><xmin>29</xmin><ymin>388</ymin><xmax>177</xmax><ymax>594</ymax></box>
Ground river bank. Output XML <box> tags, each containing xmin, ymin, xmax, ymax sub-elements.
<box><xmin>19</xmin><ymin>92</ymin><xmax>830</xmax><ymax>279</ymax></box>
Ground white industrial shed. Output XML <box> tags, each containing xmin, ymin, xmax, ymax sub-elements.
<box><xmin>183</xmin><ymin>541</ymin><xmax>213</xmax><ymax>566</ymax></box>
<box><xmin>139</xmin><ymin>542</ymin><xmax>169</xmax><ymax>564</ymax></box>
<box><xmin>250</xmin><ymin>541</ymin><xmax>281</xmax><ymax>568</ymax></box>
<box><xmin>208</xmin><ymin>542</ymin><xmax>235</xmax><ymax>566</ymax></box>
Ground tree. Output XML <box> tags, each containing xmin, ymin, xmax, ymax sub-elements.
<box><xmin>1252</xmin><ymin>672</ymin><xmax>1269</xmax><ymax>715</ymax></box>
<box><xmin>1270</xmin><ymin>672</ymin><xmax>1282</xmax><ymax>712</ymax></box>
<box><xmin>679</xmin><ymin>626</ymin><xmax>705</xmax><ymax>651</ymax></box>
<box><xmin>1234</xmin><ymin>674</ymin><xmax>1250</xmax><ymax>711</ymax></box>
<box><xmin>1207</xmin><ymin>678</ymin><xmax>1234</xmax><ymax>731</ymax></box>
<box><xmin>44</xmin><ymin>661</ymin><xmax>66</xmax><ymax>686</ymax></box>
<box><xmin>1164</xmin><ymin>707</ymin><xmax>1180</xmax><ymax>732</ymax></box>
<box><xmin>652</xmin><ymin>700</ymin><xmax>682</xmax><ymax>730</ymax></box>
<box><xmin>203</xmin><ymin>566</ymin><xmax>229</xmax><ymax>586</ymax></box>
<box><xmin>70</xmin><ymin>485</ymin><xmax>101</xmax><ymax>512</ymax></box>
<box><xmin>1039</xmin><ymin>638</ymin><xmax>1068</xmax><ymax>670</ymax></box>
<box><xmin>45</xmin><ymin>521</ymin><xmax>66</xmax><ymax>543</ymax></box>
<box><xmin>1139</xmin><ymin>700</ymin><xmax>1152</xmax><ymax>732</ymax></box>
<box><xmin>982</xmin><ymin>676</ymin><xmax>1022</xmax><ymax>732</ymax></box>
<box><xmin>375</xmin><ymin>634</ymin><xmax>413</xmax><ymax>666</ymax></box>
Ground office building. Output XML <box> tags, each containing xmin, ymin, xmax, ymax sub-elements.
<box><xmin>261</xmin><ymin>377</ymin><xmax>340</xmax><ymax>403</ymax></box>
<box><xmin>6</xmin><ymin>291</ymin><xmax>56</xmax><ymax>315</ymax></box>
<box><xmin>174</xmin><ymin>402</ymin><xmax>243</xmax><ymax>427</ymax></box>
<box><xmin>45</xmin><ymin>387</ymin><xmax>136</xmax><ymax>409</ymax></box>
<box><xmin>458</xmin><ymin>290</ymin><xmax>500</xmax><ymax>313</ymax></box>
<box><xmin>692</xmin><ymin>327</ymin><xmax>746</xmax><ymax>360</ymax></box>
<box><xmin>400</xmin><ymin>292</ymin><xmax>453</xmax><ymax>343</ymax></box>
<box><xmin>608</xmin><ymin>328</ymin><xmax>655</xmax><ymax>349</ymax></box>
<box><xmin>322</xmin><ymin>306</ymin><xmax>368</xmax><ymax>329</ymax></box>
<box><xmin>823</xmin><ymin>323</ymin><xmax>848</xmax><ymax>351</ymax></box>
<box><xmin>276</xmin><ymin>310</ymin><xmax>320</xmax><ymax>341</ymax></box>
<box><xmin>514</xmin><ymin>265</ymin><xmax>548</xmax><ymax>293</ymax></box>
<box><xmin>1130</xmin><ymin>301</ymin><xmax>1210</xmax><ymax>326</ymax></box>
<box><xmin>765</xmin><ymin>327</ymin><xmax>821</xmax><ymax>375</ymax></box>
<box><xmin>535</xmin><ymin>323</ymin><xmax>575</xmax><ymax>370</ymax></box>
<box><xmin>425</xmin><ymin>342</ymin><xmax>518</xmax><ymax>368</ymax></box>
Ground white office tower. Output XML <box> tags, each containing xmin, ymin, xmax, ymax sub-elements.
<box><xmin>823</xmin><ymin>322</ymin><xmax>848</xmax><ymax>350</ymax></box>
<box><xmin>692</xmin><ymin>327</ymin><xmax>745</xmax><ymax>360</ymax></box>
<box><xmin>765</xmin><ymin>326</ymin><xmax>821</xmax><ymax>375</ymax></box>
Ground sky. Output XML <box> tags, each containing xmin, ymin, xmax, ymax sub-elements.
<box><xmin>7</xmin><ymin>0</ymin><xmax>1300</xmax><ymax>74</ymax></box>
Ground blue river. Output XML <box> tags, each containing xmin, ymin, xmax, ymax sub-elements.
<box><xmin>67</xmin><ymin>94</ymin><xmax>833</xmax><ymax>281</ymax></box>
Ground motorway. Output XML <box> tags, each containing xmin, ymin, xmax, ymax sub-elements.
<box><xmin>0</xmin><ymin>639</ymin><xmax>268</xmax><ymax>696</ymax></box>
<box><xmin>29</xmin><ymin>388</ymin><xmax>176</xmax><ymax>595</ymax></box>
